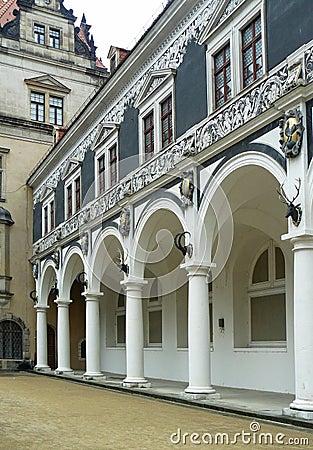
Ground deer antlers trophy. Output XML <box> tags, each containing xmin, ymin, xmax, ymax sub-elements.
<box><xmin>115</xmin><ymin>248</ymin><xmax>129</xmax><ymax>275</ymax></box>
<box><xmin>277</xmin><ymin>178</ymin><xmax>302</xmax><ymax>227</ymax></box>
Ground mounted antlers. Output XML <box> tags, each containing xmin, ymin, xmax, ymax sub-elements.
<box><xmin>115</xmin><ymin>248</ymin><xmax>129</xmax><ymax>275</ymax></box>
<box><xmin>277</xmin><ymin>178</ymin><xmax>302</xmax><ymax>226</ymax></box>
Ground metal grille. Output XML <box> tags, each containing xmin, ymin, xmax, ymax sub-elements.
<box><xmin>0</xmin><ymin>321</ymin><xmax>23</xmax><ymax>359</ymax></box>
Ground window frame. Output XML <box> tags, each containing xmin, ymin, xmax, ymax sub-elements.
<box><xmin>30</xmin><ymin>91</ymin><xmax>45</xmax><ymax>122</ymax></box>
<box><xmin>136</xmin><ymin>70</ymin><xmax>176</xmax><ymax>164</ymax></box>
<box><xmin>34</xmin><ymin>23</ymin><xmax>45</xmax><ymax>45</ymax></box>
<box><xmin>248</xmin><ymin>241</ymin><xmax>286</xmax><ymax>347</ymax></box>
<box><xmin>64</xmin><ymin>168</ymin><xmax>82</xmax><ymax>220</ymax></box>
<box><xmin>213</xmin><ymin>42</ymin><xmax>231</xmax><ymax>109</ymax></box>
<box><xmin>49</xmin><ymin>27</ymin><xmax>61</xmax><ymax>49</ymax></box>
<box><xmin>49</xmin><ymin>95</ymin><xmax>63</xmax><ymax>126</ymax></box>
<box><xmin>146</xmin><ymin>278</ymin><xmax>162</xmax><ymax>348</ymax></box>
<box><xmin>29</xmin><ymin>90</ymin><xmax>65</xmax><ymax>125</ymax></box>
<box><xmin>205</xmin><ymin>1</ymin><xmax>265</xmax><ymax>114</ymax></box>
<box><xmin>116</xmin><ymin>290</ymin><xmax>126</xmax><ymax>347</ymax></box>
<box><xmin>94</xmin><ymin>127</ymin><xmax>119</xmax><ymax>197</ymax></box>
<box><xmin>241</xmin><ymin>14</ymin><xmax>263</xmax><ymax>88</ymax></box>
<box><xmin>42</xmin><ymin>193</ymin><xmax>55</xmax><ymax>236</ymax></box>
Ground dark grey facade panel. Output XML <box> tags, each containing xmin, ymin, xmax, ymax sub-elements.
<box><xmin>82</xmin><ymin>149</ymin><xmax>95</xmax><ymax>205</ymax></box>
<box><xmin>118</xmin><ymin>106</ymin><xmax>139</xmax><ymax>179</ymax></box>
<box><xmin>33</xmin><ymin>202</ymin><xmax>42</xmax><ymax>242</ymax></box>
<box><xmin>175</xmin><ymin>40</ymin><xmax>207</xmax><ymax>138</ymax></box>
<box><xmin>55</xmin><ymin>179</ymin><xmax>65</xmax><ymax>227</ymax></box>
<box><xmin>266</xmin><ymin>0</ymin><xmax>313</xmax><ymax>70</ymax></box>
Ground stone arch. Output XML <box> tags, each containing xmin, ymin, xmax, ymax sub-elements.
<box><xmin>198</xmin><ymin>151</ymin><xmax>287</xmax><ymax>280</ymax></box>
<box><xmin>60</xmin><ymin>246</ymin><xmax>85</xmax><ymax>299</ymax></box>
<box><xmin>89</xmin><ymin>226</ymin><xmax>125</xmax><ymax>293</ymax></box>
<box><xmin>39</xmin><ymin>260</ymin><xmax>57</xmax><ymax>306</ymax></box>
<box><xmin>132</xmin><ymin>198</ymin><xmax>187</xmax><ymax>296</ymax></box>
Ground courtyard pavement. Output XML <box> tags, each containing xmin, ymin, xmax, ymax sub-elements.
<box><xmin>34</xmin><ymin>370</ymin><xmax>313</xmax><ymax>430</ymax></box>
<box><xmin>0</xmin><ymin>371</ymin><xmax>312</xmax><ymax>449</ymax></box>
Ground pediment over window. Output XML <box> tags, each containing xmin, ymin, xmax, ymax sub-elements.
<box><xmin>24</xmin><ymin>75</ymin><xmax>71</xmax><ymax>94</ymax></box>
<box><xmin>199</xmin><ymin>0</ymin><xmax>245</xmax><ymax>43</ymax></box>
<box><xmin>134</xmin><ymin>69</ymin><xmax>176</xmax><ymax>108</ymax></box>
<box><xmin>61</xmin><ymin>158</ymin><xmax>81</xmax><ymax>180</ymax></box>
<box><xmin>39</xmin><ymin>183</ymin><xmax>56</xmax><ymax>202</ymax></box>
<box><xmin>91</xmin><ymin>122</ymin><xmax>119</xmax><ymax>151</ymax></box>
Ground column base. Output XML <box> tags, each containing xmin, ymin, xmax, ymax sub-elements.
<box><xmin>34</xmin><ymin>365</ymin><xmax>51</xmax><ymax>372</ymax></box>
<box><xmin>184</xmin><ymin>386</ymin><xmax>220</xmax><ymax>400</ymax></box>
<box><xmin>83</xmin><ymin>372</ymin><xmax>105</xmax><ymax>380</ymax></box>
<box><xmin>123</xmin><ymin>377</ymin><xmax>151</xmax><ymax>388</ymax></box>
<box><xmin>55</xmin><ymin>368</ymin><xmax>73</xmax><ymax>374</ymax></box>
<box><xmin>283</xmin><ymin>408</ymin><xmax>313</xmax><ymax>420</ymax></box>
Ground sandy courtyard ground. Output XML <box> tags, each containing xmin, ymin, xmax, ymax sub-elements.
<box><xmin>0</xmin><ymin>372</ymin><xmax>312</xmax><ymax>449</ymax></box>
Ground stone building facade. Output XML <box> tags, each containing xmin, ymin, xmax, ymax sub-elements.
<box><xmin>0</xmin><ymin>0</ymin><xmax>108</xmax><ymax>368</ymax></box>
<box><xmin>28</xmin><ymin>0</ymin><xmax>313</xmax><ymax>419</ymax></box>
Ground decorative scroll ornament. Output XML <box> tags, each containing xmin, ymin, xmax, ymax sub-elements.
<box><xmin>179</xmin><ymin>170</ymin><xmax>194</xmax><ymax>207</ymax></box>
<box><xmin>81</xmin><ymin>231</ymin><xmax>89</xmax><ymax>256</ymax></box>
<box><xmin>119</xmin><ymin>207</ymin><xmax>131</xmax><ymax>237</ymax></box>
<box><xmin>279</xmin><ymin>109</ymin><xmax>304</xmax><ymax>158</ymax></box>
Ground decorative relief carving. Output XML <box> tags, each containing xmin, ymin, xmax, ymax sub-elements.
<box><xmin>179</xmin><ymin>171</ymin><xmax>194</xmax><ymax>207</ymax></box>
<box><xmin>33</xmin><ymin>38</ymin><xmax>313</xmax><ymax>254</ymax></box>
<box><xmin>119</xmin><ymin>207</ymin><xmax>131</xmax><ymax>237</ymax></box>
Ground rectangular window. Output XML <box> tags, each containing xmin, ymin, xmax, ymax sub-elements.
<box><xmin>148</xmin><ymin>310</ymin><xmax>162</xmax><ymax>345</ymax></box>
<box><xmin>34</xmin><ymin>24</ymin><xmax>45</xmax><ymax>45</ymax></box>
<box><xmin>49</xmin><ymin>96</ymin><xmax>63</xmax><ymax>126</ymax></box>
<box><xmin>116</xmin><ymin>315</ymin><xmax>126</xmax><ymax>345</ymax></box>
<box><xmin>144</xmin><ymin>112</ymin><xmax>154</xmax><ymax>160</ymax></box>
<box><xmin>30</xmin><ymin>91</ymin><xmax>45</xmax><ymax>122</ymax></box>
<box><xmin>49</xmin><ymin>28</ymin><xmax>60</xmax><ymax>48</ymax></box>
<box><xmin>67</xmin><ymin>184</ymin><xmax>72</xmax><ymax>218</ymax></box>
<box><xmin>161</xmin><ymin>96</ymin><xmax>173</xmax><ymax>148</ymax></box>
<box><xmin>109</xmin><ymin>145</ymin><xmax>117</xmax><ymax>186</ymax></box>
<box><xmin>242</xmin><ymin>15</ymin><xmax>262</xmax><ymax>88</ymax></box>
<box><xmin>251</xmin><ymin>293</ymin><xmax>286</xmax><ymax>342</ymax></box>
<box><xmin>74</xmin><ymin>177</ymin><xmax>81</xmax><ymax>212</ymax></box>
<box><xmin>98</xmin><ymin>155</ymin><xmax>105</xmax><ymax>194</ymax></box>
<box><xmin>214</xmin><ymin>43</ymin><xmax>231</xmax><ymax>108</ymax></box>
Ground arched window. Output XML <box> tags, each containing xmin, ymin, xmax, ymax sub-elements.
<box><xmin>0</xmin><ymin>320</ymin><xmax>23</xmax><ymax>359</ymax></box>
<box><xmin>249</xmin><ymin>241</ymin><xmax>286</xmax><ymax>346</ymax></box>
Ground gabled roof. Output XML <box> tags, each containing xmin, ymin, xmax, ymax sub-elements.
<box><xmin>0</xmin><ymin>0</ymin><xmax>18</xmax><ymax>27</ymax></box>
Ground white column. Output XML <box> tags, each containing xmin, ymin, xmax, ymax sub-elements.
<box><xmin>84</xmin><ymin>291</ymin><xmax>103</xmax><ymax>377</ymax></box>
<box><xmin>183</xmin><ymin>264</ymin><xmax>217</xmax><ymax>398</ymax></box>
<box><xmin>34</xmin><ymin>305</ymin><xmax>50</xmax><ymax>371</ymax></box>
<box><xmin>287</xmin><ymin>237</ymin><xmax>313</xmax><ymax>418</ymax></box>
<box><xmin>55</xmin><ymin>298</ymin><xmax>73</xmax><ymax>373</ymax></box>
<box><xmin>121</xmin><ymin>277</ymin><xmax>149</xmax><ymax>387</ymax></box>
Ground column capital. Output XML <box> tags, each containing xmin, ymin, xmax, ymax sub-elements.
<box><xmin>290</xmin><ymin>235</ymin><xmax>313</xmax><ymax>251</ymax></box>
<box><xmin>181</xmin><ymin>261</ymin><xmax>215</xmax><ymax>277</ymax></box>
<box><xmin>55</xmin><ymin>298</ymin><xmax>72</xmax><ymax>307</ymax></box>
<box><xmin>35</xmin><ymin>304</ymin><xmax>49</xmax><ymax>312</ymax></box>
<box><xmin>121</xmin><ymin>276</ymin><xmax>148</xmax><ymax>290</ymax></box>
<box><xmin>83</xmin><ymin>291</ymin><xmax>103</xmax><ymax>302</ymax></box>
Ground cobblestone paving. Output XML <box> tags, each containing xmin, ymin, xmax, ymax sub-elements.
<box><xmin>0</xmin><ymin>373</ymin><xmax>312</xmax><ymax>450</ymax></box>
